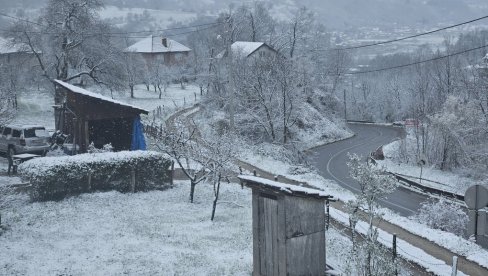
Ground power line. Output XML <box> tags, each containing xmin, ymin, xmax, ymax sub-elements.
<box><xmin>0</xmin><ymin>22</ymin><xmax>222</xmax><ymax>39</ymax></box>
<box><xmin>0</xmin><ymin>12</ymin><xmax>223</xmax><ymax>37</ymax></box>
<box><xmin>0</xmin><ymin>12</ymin><xmax>44</xmax><ymax>27</ymax></box>
<box><xmin>317</xmin><ymin>15</ymin><xmax>488</xmax><ymax>51</ymax></box>
<box><xmin>344</xmin><ymin>43</ymin><xmax>488</xmax><ymax>75</ymax></box>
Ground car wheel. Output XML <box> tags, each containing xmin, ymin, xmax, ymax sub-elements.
<box><xmin>8</xmin><ymin>147</ymin><xmax>16</xmax><ymax>157</ymax></box>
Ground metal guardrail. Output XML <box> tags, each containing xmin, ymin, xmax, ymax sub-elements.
<box><xmin>389</xmin><ymin>172</ymin><xmax>465</xmax><ymax>201</ymax></box>
<box><xmin>369</xmin><ymin>157</ymin><xmax>465</xmax><ymax>201</ymax></box>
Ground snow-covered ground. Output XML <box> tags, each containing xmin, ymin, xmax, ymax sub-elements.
<box><xmin>0</xmin><ymin>180</ymin><xmax>252</xmax><ymax>275</ymax></box>
<box><xmin>0</xmin><ymin>174</ymin><xmax>364</xmax><ymax>275</ymax></box>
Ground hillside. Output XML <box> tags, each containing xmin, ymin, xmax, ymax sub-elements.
<box><xmin>2</xmin><ymin>0</ymin><xmax>488</xmax><ymax>30</ymax></box>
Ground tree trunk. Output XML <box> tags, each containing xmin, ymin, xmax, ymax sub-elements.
<box><xmin>190</xmin><ymin>180</ymin><xmax>196</xmax><ymax>203</ymax></box>
<box><xmin>211</xmin><ymin>174</ymin><xmax>221</xmax><ymax>221</ymax></box>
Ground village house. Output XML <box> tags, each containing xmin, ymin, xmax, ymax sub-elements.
<box><xmin>0</xmin><ymin>37</ymin><xmax>38</xmax><ymax>68</ymax></box>
<box><xmin>124</xmin><ymin>35</ymin><xmax>191</xmax><ymax>66</ymax></box>
<box><xmin>216</xmin><ymin>41</ymin><xmax>279</xmax><ymax>60</ymax></box>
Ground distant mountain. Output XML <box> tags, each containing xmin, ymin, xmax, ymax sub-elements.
<box><xmin>2</xmin><ymin>0</ymin><xmax>488</xmax><ymax>30</ymax></box>
<box><xmin>295</xmin><ymin>0</ymin><xmax>488</xmax><ymax>29</ymax></box>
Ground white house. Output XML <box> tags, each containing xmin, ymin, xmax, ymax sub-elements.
<box><xmin>216</xmin><ymin>41</ymin><xmax>279</xmax><ymax>60</ymax></box>
<box><xmin>124</xmin><ymin>35</ymin><xmax>191</xmax><ymax>66</ymax></box>
<box><xmin>0</xmin><ymin>37</ymin><xmax>37</xmax><ymax>65</ymax></box>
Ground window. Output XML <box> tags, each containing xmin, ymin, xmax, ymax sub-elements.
<box><xmin>3</xmin><ymin>127</ymin><xmax>11</xmax><ymax>136</ymax></box>
<box><xmin>12</xmin><ymin>129</ymin><xmax>21</xmax><ymax>138</ymax></box>
<box><xmin>24</xmin><ymin>127</ymin><xmax>49</xmax><ymax>138</ymax></box>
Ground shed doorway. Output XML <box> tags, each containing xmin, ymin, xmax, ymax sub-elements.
<box><xmin>88</xmin><ymin>118</ymin><xmax>132</xmax><ymax>151</ymax></box>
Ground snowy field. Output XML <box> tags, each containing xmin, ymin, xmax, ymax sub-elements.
<box><xmin>0</xmin><ymin>180</ymin><xmax>252</xmax><ymax>275</ymax></box>
<box><xmin>0</xmin><ymin>174</ymin><xmax>364</xmax><ymax>275</ymax></box>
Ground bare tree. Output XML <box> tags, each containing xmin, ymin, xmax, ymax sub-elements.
<box><xmin>158</xmin><ymin>120</ymin><xmax>211</xmax><ymax>203</ymax></box>
<box><xmin>346</xmin><ymin>153</ymin><xmax>398</xmax><ymax>276</ymax></box>
<box><xmin>203</xmin><ymin>133</ymin><xmax>236</xmax><ymax>221</ymax></box>
<box><xmin>8</xmin><ymin>0</ymin><xmax>124</xmax><ymax>105</ymax></box>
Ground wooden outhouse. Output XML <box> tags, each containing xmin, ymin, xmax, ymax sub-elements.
<box><xmin>53</xmin><ymin>80</ymin><xmax>149</xmax><ymax>152</ymax></box>
<box><xmin>239</xmin><ymin>175</ymin><xmax>333</xmax><ymax>276</ymax></box>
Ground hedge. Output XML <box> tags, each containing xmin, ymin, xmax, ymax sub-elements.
<box><xmin>19</xmin><ymin>151</ymin><xmax>172</xmax><ymax>202</ymax></box>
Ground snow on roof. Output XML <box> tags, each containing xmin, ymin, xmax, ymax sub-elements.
<box><xmin>238</xmin><ymin>175</ymin><xmax>334</xmax><ymax>199</ymax></box>
<box><xmin>232</xmin><ymin>41</ymin><xmax>264</xmax><ymax>57</ymax></box>
<box><xmin>124</xmin><ymin>35</ymin><xmax>191</xmax><ymax>53</ymax></box>
<box><xmin>54</xmin><ymin>80</ymin><xmax>149</xmax><ymax>114</ymax></box>
<box><xmin>0</xmin><ymin>37</ymin><xmax>32</xmax><ymax>54</ymax></box>
<box><xmin>5</xmin><ymin>124</ymin><xmax>46</xmax><ymax>129</ymax></box>
<box><xmin>215</xmin><ymin>41</ymin><xmax>272</xmax><ymax>59</ymax></box>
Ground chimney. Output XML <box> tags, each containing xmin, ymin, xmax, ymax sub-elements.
<box><xmin>162</xmin><ymin>38</ymin><xmax>168</xmax><ymax>47</ymax></box>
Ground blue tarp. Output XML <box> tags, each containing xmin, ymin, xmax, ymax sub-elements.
<box><xmin>131</xmin><ymin>115</ymin><xmax>147</xmax><ymax>150</ymax></box>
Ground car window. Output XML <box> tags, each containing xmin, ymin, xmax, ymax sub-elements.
<box><xmin>12</xmin><ymin>129</ymin><xmax>21</xmax><ymax>138</ymax></box>
<box><xmin>3</xmin><ymin>127</ymin><xmax>12</xmax><ymax>136</ymax></box>
<box><xmin>24</xmin><ymin>128</ymin><xmax>49</xmax><ymax>138</ymax></box>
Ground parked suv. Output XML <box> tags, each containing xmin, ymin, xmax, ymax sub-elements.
<box><xmin>0</xmin><ymin>125</ymin><xmax>51</xmax><ymax>156</ymax></box>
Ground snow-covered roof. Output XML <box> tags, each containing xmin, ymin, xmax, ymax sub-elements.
<box><xmin>232</xmin><ymin>41</ymin><xmax>264</xmax><ymax>57</ymax></box>
<box><xmin>124</xmin><ymin>35</ymin><xmax>191</xmax><ymax>53</ymax></box>
<box><xmin>215</xmin><ymin>41</ymin><xmax>276</xmax><ymax>59</ymax></box>
<box><xmin>0</xmin><ymin>37</ymin><xmax>32</xmax><ymax>54</ymax></box>
<box><xmin>238</xmin><ymin>175</ymin><xmax>334</xmax><ymax>199</ymax></box>
<box><xmin>54</xmin><ymin>80</ymin><xmax>149</xmax><ymax>114</ymax></box>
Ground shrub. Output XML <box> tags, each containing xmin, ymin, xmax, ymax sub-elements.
<box><xmin>19</xmin><ymin>151</ymin><xmax>172</xmax><ymax>202</ymax></box>
<box><xmin>414</xmin><ymin>199</ymin><xmax>468</xmax><ymax>236</ymax></box>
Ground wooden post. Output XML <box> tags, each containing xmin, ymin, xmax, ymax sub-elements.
<box><xmin>393</xmin><ymin>233</ymin><xmax>398</xmax><ymax>276</ymax></box>
<box><xmin>451</xmin><ymin>256</ymin><xmax>458</xmax><ymax>276</ymax></box>
<box><xmin>131</xmin><ymin>169</ymin><xmax>136</xmax><ymax>193</ymax></box>
<box><xmin>326</xmin><ymin>200</ymin><xmax>330</xmax><ymax>230</ymax></box>
<box><xmin>170</xmin><ymin>161</ymin><xmax>175</xmax><ymax>188</ymax></box>
<box><xmin>87</xmin><ymin>171</ymin><xmax>92</xmax><ymax>191</ymax></box>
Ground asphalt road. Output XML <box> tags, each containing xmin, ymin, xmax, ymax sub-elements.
<box><xmin>310</xmin><ymin>123</ymin><xmax>430</xmax><ymax>217</ymax></box>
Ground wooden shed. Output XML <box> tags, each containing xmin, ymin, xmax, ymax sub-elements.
<box><xmin>53</xmin><ymin>80</ymin><xmax>149</xmax><ymax>152</ymax></box>
<box><xmin>238</xmin><ymin>175</ymin><xmax>333</xmax><ymax>276</ymax></box>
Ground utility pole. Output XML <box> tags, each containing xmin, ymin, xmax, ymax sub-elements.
<box><xmin>343</xmin><ymin>89</ymin><xmax>347</xmax><ymax>121</ymax></box>
<box><xmin>226</xmin><ymin>15</ymin><xmax>235</xmax><ymax>131</ymax></box>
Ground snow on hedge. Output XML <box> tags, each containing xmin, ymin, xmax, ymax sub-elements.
<box><xmin>19</xmin><ymin>151</ymin><xmax>172</xmax><ymax>201</ymax></box>
<box><xmin>20</xmin><ymin>150</ymin><xmax>164</xmax><ymax>174</ymax></box>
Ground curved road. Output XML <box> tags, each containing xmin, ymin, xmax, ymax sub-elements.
<box><xmin>310</xmin><ymin>123</ymin><xmax>429</xmax><ymax>217</ymax></box>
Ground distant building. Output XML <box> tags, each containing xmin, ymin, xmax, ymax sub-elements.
<box><xmin>124</xmin><ymin>35</ymin><xmax>191</xmax><ymax>66</ymax></box>
<box><xmin>476</xmin><ymin>53</ymin><xmax>488</xmax><ymax>77</ymax></box>
<box><xmin>0</xmin><ymin>37</ymin><xmax>37</xmax><ymax>66</ymax></box>
<box><xmin>217</xmin><ymin>41</ymin><xmax>279</xmax><ymax>60</ymax></box>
